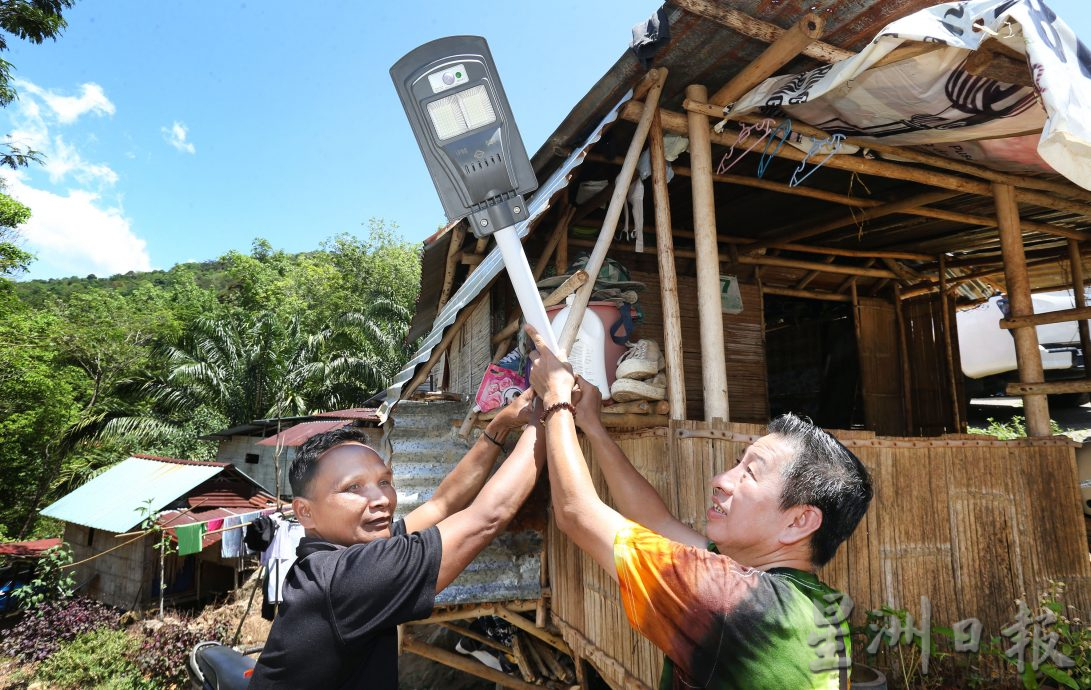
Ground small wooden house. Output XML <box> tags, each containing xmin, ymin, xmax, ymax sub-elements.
<box><xmin>383</xmin><ymin>1</ymin><xmax>1091</xmax><ymax>687</ymax></box>
<box><xmin>41</xmin><ymin>455</ymin><xmax>275</xmax><ymax>610</ymax></box>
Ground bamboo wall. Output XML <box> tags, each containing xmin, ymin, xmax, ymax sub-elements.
<box><xmin>444</xmin><ymin>295</ymin><xmax>492</xmax><ymax>397</ymax></box>
<box><xmin>548</xmin><ymin>422</ymin><xmax>1091</xmax><ymax>690</ymax></box>
<box><xmin>628</xmin><ymin>270</ymin><xmax>768</xmax><ymax>423</ymax></box>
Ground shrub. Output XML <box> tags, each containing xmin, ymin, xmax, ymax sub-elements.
<box><xmin>0</xmin><ymin>595</ymin><xmax>120</xmax><ymax>662</ymax></box>
<box><xmin>133</xmin><ymin>618</ymin><xmax>227</xmax><ymax>689</ymax></box>
<box><xmin>35</xmin><ymin>627</ymin><xmax>153</xmax><ymax>690</ymax></box>
<box><xmin>10</xmin><ymin>542</ymin><xmax>75</xmax><ymax>611</ymax></box>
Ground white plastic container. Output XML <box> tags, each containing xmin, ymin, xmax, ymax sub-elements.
<box><xmin>547</xmin><ymin>299</ymin><xmax>623</xmax><ymax>400</ymax></box>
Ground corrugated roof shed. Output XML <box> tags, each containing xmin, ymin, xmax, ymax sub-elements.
<box><xmin>255</xmin><ymin>420</ymin><xmax>350</xmax><ymax>447</ymax></box>
<box><xmin>40</xmin><ymin>456</ymin><xmax>262</xmax><ymax>533</ymax></box>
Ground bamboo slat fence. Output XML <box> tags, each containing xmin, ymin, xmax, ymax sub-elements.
<box><xmin>548</xmin><ymin>422</ymin><xmax>1091</xmax><ymax>689</ymax></box>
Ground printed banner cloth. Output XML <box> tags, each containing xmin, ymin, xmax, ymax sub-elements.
<box><xmin>728</xmin><ymin>0</ymin><xmax>1091</xmax><ymax>189</ymax></box>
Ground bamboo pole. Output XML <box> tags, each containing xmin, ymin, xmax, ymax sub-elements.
<box><xmin>438</xmin><ymin>224</ymin><xmax>466</xmax><ymax>310</ymax></box>
<box><xmin>710</xmin><ymin>13</ymin><xmax>825</xmax><ymax>107</ymax></box>
<box><xmin>400</xmin><ymin>635</ymin><xmax>540</xmax><ymax>690</ymax></box>
<box><xmin>649</xmin><ymin>107</ymin><xmax>687</xmax><ymax>421</ymax></box>
<box><xmin>492</xmin><ymin>269</ymin><xmax>588</xmax><ymax>344</ymax></box>
<box><xmin>557</xmin><ymin>68</ymin><xmax>668</xmax><ymax>356</ymax></box>
<box><xmin>622</xmin><ymin>103</ymin><xmax>1091</xmax><ymax>226</ymax></box>
<box><xmin>894</xmin><ymin>284</ymin><xmax>915</xmax><ymax>433</ymax></box>
<box><xmin>999</xmin><ymin>305</ymin><xmax>1091</xmax><ymax>330</ymax></box>
<box><xmin>671</xmin><ymin>0</ymin><xmax>853</xmax><ymax>63</ymax></box>
<box><xmin>684</xmin><ymin>99</ymin><xmax>1091</xmax><ymax>203</ymax></box>
<box><xmin>938</xmin><ymin>255</ymin><xmax>963</xmax><ymax>432</ymax></box>
<box><xmin>994</xmin><ymin>182</ymin><xmax>1051</xmax><ymax>436</ymax></box>
<box><xmin>1070</xmin><ymin>239</ymin><xmax>1091</xmax><ymax>381</ymax></box>
<box><xmin>687</xmin><ymin>83</ymin><xmax>729</xmax><ymax>421</ymax></box>
<box><xmin>495</xmin><ymin>605</ymin><xmax>572</xmax><ymax>655</ymax></box>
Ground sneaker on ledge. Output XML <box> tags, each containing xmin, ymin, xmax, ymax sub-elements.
<box><xmin>616</xmin><ymin>339</ymin><xmax>664</xmax><ymax>381</ymax></box>
<box><xmin>611</xmin><ymin>371</ymin><xmax>667</xmax><ymax>402</ymax></box>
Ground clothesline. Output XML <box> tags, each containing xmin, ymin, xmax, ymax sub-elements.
<box><xmin>203</xmin><ymin>508</ymin><xmax>294</xmax><ymax>537</ymax></box>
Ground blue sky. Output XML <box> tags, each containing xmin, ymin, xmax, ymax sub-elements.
<box><xmin>4</xmin><ymin>0</ymin><xmax>1091</xmax><ymax>280</ymax></box>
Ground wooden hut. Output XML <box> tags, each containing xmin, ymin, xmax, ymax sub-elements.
<box><xmin>41</xmin><ymin>455</ymin><xmax>275</xmax><ymax>610</ymax></box>
<box><xmin>384</xmin><ymin>1</ymin><xmax>1091</xmax><ymax>687</ymax></box>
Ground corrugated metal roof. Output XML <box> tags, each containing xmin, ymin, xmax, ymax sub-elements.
<box><xmin>41</xmin><ymin>456</ymin><xmax>226</xmax><ymax>534</ymax></box>
<box><xmin>314</xmin><ymin>408</ymin><xmax>380</xmax><ymax>422</ymax></box>
<box><xmin>0</xmin><ymin>538</ymin><xmax>62</xmax><ymax>557</ymax></box>
<box><xmin>255</xmin><ymin>420</ymin><xmax>350</xmax><ymax>447</ymax></box>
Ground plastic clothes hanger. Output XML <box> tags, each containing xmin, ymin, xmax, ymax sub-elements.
<box><xmin>788</xmin><ymin>133</ymin><xmax>846</xmax><ymax>187</ymax></box>
<box><xmin>756</xmin><ymin>119</ymin><xmax>792</xmax><ymax>179</ymax></box>
<box><xmin>716</xmin><ymin>118</ymin><xmax>776</xmax><ymax>174</ymax></box>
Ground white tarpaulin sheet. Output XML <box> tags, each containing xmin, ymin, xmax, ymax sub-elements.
<box><xmin>728</xmin><ymin>0</ymin><xmax>1091</xmax><ymax>189</ymax></box>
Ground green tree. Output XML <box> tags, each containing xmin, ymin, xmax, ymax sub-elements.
<box><xmin>0</xmin><ymin>294</ymin><xmax>82</xmax><ymax>536</ymax></box>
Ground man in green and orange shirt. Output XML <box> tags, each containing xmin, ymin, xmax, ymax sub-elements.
<box><xmin>527</xmin><ymin>325</ymin><xmax>873</xmax><ymax>689</ymax></box>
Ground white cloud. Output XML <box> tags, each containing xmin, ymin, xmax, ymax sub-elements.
<box><xmin>16</xmin><ymin>80</ymin><xmax>115</xmax><ymax>124</ymax></box>
<box><xmin>6</xmin><ymin>80</ymin><xmax>119</xmax><ymax>189</ymax></box>
<box><xmin>5</xmin><ymin>174</ymin><xmax>151</xmax><ymax>278</ymax></box>
<box><xmin>162</xmin><ymin>121</ymin><xmax>195</xmax><ymax>154</ymax></box>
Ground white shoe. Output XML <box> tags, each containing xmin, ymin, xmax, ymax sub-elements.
<box><xmin>611</xmin><ymin>371</ymin><xmax>667</xmax><ymax>402</ymax></box>
<box><xmin>456</xmin><ymin>639</ymin><xmax>504</xmax><ymax>672</ymax></box>
<box><xmin>616</xmin><ymin>339</ymin><xmax>664</xmax><ymax>380</ymax></box>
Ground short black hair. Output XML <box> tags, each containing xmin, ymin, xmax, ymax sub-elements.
<box><xmin>769</xmin><ymin>413</ymin><xmax>873</xmax><ymax>567</ymax></box>
<box><xmin>289</xmin><ymin>426</ymin><xmax>376</xmax><ymax>497</ymax></box>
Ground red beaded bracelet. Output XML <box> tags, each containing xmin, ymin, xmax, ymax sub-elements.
<box><xmin>540</xmin><ymin>401</ymin><xmax>576</xmax><ymax>424</ymax></box>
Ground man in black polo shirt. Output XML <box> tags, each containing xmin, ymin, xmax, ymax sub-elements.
<box><xmin>250</xmin><ymin>390</ymin><xmax>543</xmax><ymax>689</ymax></box>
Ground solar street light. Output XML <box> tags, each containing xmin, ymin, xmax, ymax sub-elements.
<box><xmin>391</xmin><ymin>35</ymin><xmax>560</xmax><ymax>353</ymax></box>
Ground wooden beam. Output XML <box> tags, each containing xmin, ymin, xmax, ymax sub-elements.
<box><xmin>894</xmin><ymin>283</ymin><xmax>915</xmax><ymax>432</ymax></box>
<box><xmin>624</xmin><ymin>103</ymin><xmax>1091</xmax><ymax>224</ymax></box>
<box><xmin>672</xmin><ymin>0</ymin><xmax>853</xmax><ymax>64</ymax></box>
<box><xmin>684</xmin><ymin>99</ymin><xmax>1091</xmax><ymax>202</ymax></box>
<box><xmin>566</xmin><ymin>238</ymin><xmax>898</xmax><ymax>278</ymax></box>
<box><xmin>402</xmin><ymin>291</ymin><xmax>490</xmax><ymax>398</ymax></box>
<box><xmin>1006</xmin><ymin>379</ymin><xmax>1091</xmax><ymax>396</ymax></box>
<box><xmin>965</xmin><ymin>38</ymin><xmax>1034</xmax><ymax>87</ymax></box>
<box><xmin>744</xmin><ymin>190</ymin><xmax>961</xmax><ymax>254</ymax></box>
<box><xmin>650</xmin><ymin>107</ymin><xmax>688</xmax><ymax>420</ymax></box>
<box><xmin>999</xmin><ymin>305</ymin><xmax>1091</xmax><ymax>330</ymax></box>
<box><xmin>1070</xmin><ymin>239</ymin><xmax>1091</xmax><ymax>381</ymax></box>
<box><xmin>939</xmin><ymin>255</ymin><xmax>962</xmax><ymax>431</ymax></box>
<box><xmin>558</xmin><ymin>68</ymin><xmax>668</xmax><ymax>356</ymax></box>
<box><xmin>687</xmin><ymin>82</ymin><xmax>730</xmax><ymax>422</ymax></box>
<box><xmin>762</xmin><ymin>285</ymin><xmax>852</xmax><ymax>302</ymax></box>
<box><xmin>870</xmin><ymin>40</ymin><xmax>945</xmax><ymax>69</ymax></box>
<box><xmin>710</xmin><ymin>13</ymin><xmax>825</xmax><ymax>107</ymax></box>
<box><xmin>401</xmin><ymin>635</ymin><xmax>541</xmax><ymax>690</ymax></box>
<box><xmin>995</xmin><ymin>182</ymin><xmax>1051</xmax><ymax>436</ymax></box>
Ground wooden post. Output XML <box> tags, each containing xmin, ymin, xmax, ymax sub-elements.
<box><xmin>938</xmin><ymin>255</ymin><xmax>962</xmax><ymax>432</ymax></box>
<box><xmin>894</xmin><ymin>285</ymin><xmax>915</xmax><ymax>434</ymax></box>
<box><xmin>1069</xmin><ymin>239</ymin><xmax>1091</xmax><ymax>381</ymax></box>
<box><xmin>649</xmin><ymin>108</ymin><xmax>687</xmax><ymax>420</ymax></box>
<box><xmin>994</xmin><ymin>182</ymin><xmax>1051</xmax><ymax>436</ymax></box>
<box><xmin>687</xmin><ymin>83</ymin><xmax>729</xmax><ymax>421</ymax></box>
<box><xmin>710</xmin><ymin>13</ymin><xmax>824</xmax><ymax>107</ymax></box>
<box><xmin>557</xmin><ymin>68</ymin><xmax>668</xmax><ymax>356</ymax></box>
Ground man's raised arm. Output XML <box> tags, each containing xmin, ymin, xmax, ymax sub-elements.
<box><xmin>570</xmin><ymin>375</ymin><xmax>705</xmax><ymax>548</ymax></box>
<box><xmin>404</xmin><ymin>389</ymin><xmax>534</xmax><ymax>534</ymax></box>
